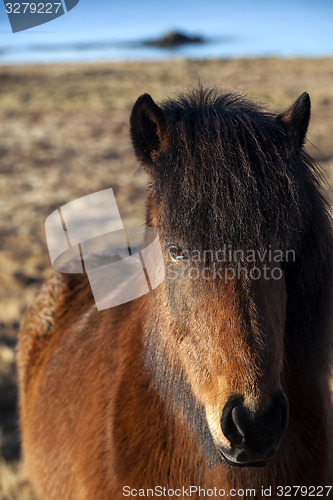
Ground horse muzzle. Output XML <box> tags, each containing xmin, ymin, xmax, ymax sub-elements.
<box><xmin>218</xmin><ymin>390</ymin><xmax>289</xmax><ymax>467</ymax></box>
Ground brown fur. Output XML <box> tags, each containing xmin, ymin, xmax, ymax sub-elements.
<box><xmin>18</xmin><ymin>90</ymin><xmax>333</xmax><ymax>499</ymax></box>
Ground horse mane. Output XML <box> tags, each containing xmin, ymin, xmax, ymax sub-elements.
<box><xmin>146</xmin><ymin>88</ymin><xmax>332</xmax><ymax>381</ymax></box>
<box><xmin>151</xmin><ymin>89</ymin><xmax>325</xmax><ymax>251</ymax></box>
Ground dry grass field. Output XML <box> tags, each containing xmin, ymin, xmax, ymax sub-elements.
<box><xmin>0</xmin><ymin>57</ymin><xmax>332</xmax><ymax>499</ymax></box>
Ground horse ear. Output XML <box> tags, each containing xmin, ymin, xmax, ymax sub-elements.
<box><xmin>130</xmin><ymin>94</ymin><xmax>169</xmax><ymax>167</ymax></box>
<box><xmin>277</xmin><ymin>92</ymin><xmax>311</xmax><ymax>146</ymax></box>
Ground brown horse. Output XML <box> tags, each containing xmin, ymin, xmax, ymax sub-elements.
<box><xmin>18</xmin><ymin>89</ymin><xmax>333</xmax><ymax>499</ymax></box>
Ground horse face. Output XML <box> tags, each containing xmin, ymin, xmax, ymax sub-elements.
<box><xmin>130</xmin><ymin>91</ymin><xmax>311</xmax><ymax>466</ymax></box>
<box><xmin>156</xmin><ymin>240</ymin><xmax>289</xmax><ymax>466</ymax></box>
<box><xmin>167</xmin><ymin>250</ymin><xmax>289</xmax><ymax>465</ymax></box>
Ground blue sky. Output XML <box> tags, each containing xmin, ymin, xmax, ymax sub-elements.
<box><xmin>1</xmin><ymin>0</ymin><xmax>333</xmax><ymax>63</ymax></box>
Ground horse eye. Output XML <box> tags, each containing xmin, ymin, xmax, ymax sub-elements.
<box><xmin>167</xmin><ymin>245</ymin><xmax>188</xmax><ymax>262</ymax></box>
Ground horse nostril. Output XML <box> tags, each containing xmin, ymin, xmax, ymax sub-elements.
<box><xmin>221</xmin><ymin>396</ymin><xmax>245</xmax><ymax>445</ymax></box>
<box><xmin>220</xmin><ymin>391</ymin><xmax>289</xmax><ymax>460</ymax></box>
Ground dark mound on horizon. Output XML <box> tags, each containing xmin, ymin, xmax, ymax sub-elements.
<box><xmin>143</xmin><ymin>30</ymin><xmax>204</xmax><ymax>48</ymax></box>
